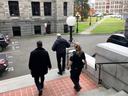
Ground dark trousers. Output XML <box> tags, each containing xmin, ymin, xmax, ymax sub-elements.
<box><xmin>34</xmin><ymin>75</ymin><xmax>44</xmax><ymax>91</ymax></box>
<box><xmin>70</xmin><ymin>67</ymin><xmax>82</xmax><ymax>88</ymax></box>
<box><xmin>56</xmin><ymin>52</ymin><xmax>66</xmax><ymax>73</ymax></box>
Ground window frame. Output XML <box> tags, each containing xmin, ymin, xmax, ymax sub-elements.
<box><xmin>64</xmin><ymin>2</ymin><xmax>67</xmax><ymax>16</ymax></box>
<box><xmin>31</xmin><ymin>2</ymin><xmax>40</xmax><ymax>16</ymax></box>
<box><xmin>8</xmin><ymin>1</ymin><xmax>20</xmax><ymax>17</ymax></box>
<box><xmin>44</xmin><ymin>2</ymin><xmax>51</xmax><ymax>16</ymax></box>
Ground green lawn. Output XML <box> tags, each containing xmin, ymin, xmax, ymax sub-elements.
<box><xmin>91</xmin><ymin>17</ymin><xmax>125</xmax><ymax>34</ymax></box>
<box><xmin>102</xmin><ymin>18</ymin><xmax>125</xmax><ymax>24</ymax></box>
<box><xmin>78</xmin><ymin>17</ymin><xmax>103</xmax><ymax>22</ymax></box>
<box><xmin>74</xmin><ymin>23</ymin><xmax>93</xmax><ymax>33</ymax></box>
<box><xmin>91</xmin><ymin>25</ymin><xmax>125</xmax><ymax>34</ymax></box>
<box><xmin>104</xmin><ymin>18</ymin><xmax>121</xmax><ymax>21</ymax></box>
<box><xmin>101</xmin><ymin>21</ymin><xmax>125</xmax><ymax>24</ymax></box>
<box><xmin>74</xmin><ymin>17</ymin><xmax>103</xmax><ymax>33</ymax></box>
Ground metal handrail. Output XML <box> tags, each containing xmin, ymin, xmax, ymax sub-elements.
<box><xmin>95</xmin><ymin>62</ymin><xmax>128</xmax><ymax>84</ymax></box>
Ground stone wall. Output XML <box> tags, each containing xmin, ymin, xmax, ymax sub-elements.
<box><xmin>0</xmin><ymin>0</ymin><xmax>74</xmax><ymax>37</ymax></box>
<box><xmin>95</xmin><ymin>43</ymin><xmax>128</xmax><ymax>91</ymax></box>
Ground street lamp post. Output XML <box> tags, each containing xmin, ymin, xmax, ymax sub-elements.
<box><xmin>66</xmin><ymin>16</ymin><xmax>76</xmax><ymax>43</ymax></box>
<box><xmin>89</xmin><ymin>15</ymin><xmax>91</xmax><ymax>26</ymax></box>
<box><xmin>76</xmin><ymin>12</ymin><xmax>79</xmax><ymax>33</ymax></box>
<box><xmin>96</xmin><ymin>16</ymin><xmax>98</xmax><ymax>22</ymax></box>
<box><xmin>89</xmin><ymin>11</ymin><xmax>92</xmax><ymax>26</ymax></box>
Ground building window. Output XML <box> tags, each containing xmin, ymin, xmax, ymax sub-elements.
<box><xmin>34</xmin><ymin>26</ymin><xmax>41</xmax><ymax>34</ymax></box>
<box><xmin>8</xmin><ymin>1</ymin><xmax>19</xmax><ymax>16</ymax></box>
<box><xmin>31</xmin><ymin>2</ymin><xmax>40</xmax><ymax>16</ymax></box>
<box><xmin>13</xmin><ymin>27</ymin><xmax>21</xmax><ymax>36</ymax></box>
<box><xmin>64</xmin><ymin>2</ymin><xmax>67</xmax><ymax>16</ymax></box>
<box><xmin>44</xmin><ymin>2</ymin><xmax>51</xmax><ymax>16</ymax></box>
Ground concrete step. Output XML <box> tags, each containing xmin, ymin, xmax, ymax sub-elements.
<box><xmin>76</xmin><ymin>87</ymin><xmax>118</xmax><ymax>96</ymax></box>
<box><xmin>76</xmin><ymin>87</ymin><xmax>107</xmax><ymax>96</ymax></box>
<box><xmin>109</xmin><ymin>91</ymin><xmax>128</xmax><ymax>96</ymax></box>
<box><xmin>93</xmin><ymin>88</ymin><xmax>117</xmax><ymax>96</ymax></box>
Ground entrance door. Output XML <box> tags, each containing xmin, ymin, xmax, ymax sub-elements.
<box><xmin>13</xmin><ymin>27</ymin><xmax>21</xmax><ymax>36</ymax></box>
<box><xmin>64</xmin><ymin>25</ymin><xmax>68</xmax><ymax>33</ymax></box>
<box><xmin>46</xmin><ymin>25</ymin><xmax>51</xmax><ymax>34</ymax></box>
<box><xmin>34</xmin><ymin>26</ymin><xmax>41</xmax><ymax>34</ymax></box>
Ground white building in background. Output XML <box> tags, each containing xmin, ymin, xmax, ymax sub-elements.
<box><xmin>95</xmin><ymin>0</ymin><xmax>128</xmax><ymax>15</ymax></box>
<box><xmin>88</xmin><ymin>0</ymin><xmax>95</xmax><ymax>8</ymax></box>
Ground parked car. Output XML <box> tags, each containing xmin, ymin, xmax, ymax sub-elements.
<box><xmin>107</xmin><ymin>34</ymin><xmax>128</xmax><ymax>47</ymax></box>
<box><xmin>5</xmin><ymin>35</ymin><xmax>10</xmax><ymax>42</ymax></box>
<box><xmin>110</xmin><ymin>15</ymin><xmax>117</xmax><ymax>18</ymax></box>
<box><xmin>0</xmin><ymin>54</ymin><xmax>8</xmax><ymax>74</ymax></box>
<box><xmin>110</xmin><ymin>15</ymin><xmax>121</xmax><ymax>18</ymax></box>
<box><xmin>92</xmin><ymin>13</ymin><xmax>98</xmax><ymax>17</ymax></box>
<box><xmin>97</xmin><ymin>13</ymin><xmax>104</xmax><ymax>17</ymax></box>
<box><xmin>116</xmin><ymin>15</ymin><xmax>121</xmax><ymax>18</ymax></box>
<box><xmin>0</xmin><ymin>34</ymin><xmax>10</xmax><ymax>52</ymax></box>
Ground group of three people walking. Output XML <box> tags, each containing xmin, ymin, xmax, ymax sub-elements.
<box><xmin>28</xmin><ymin>33</ymin><xmax>87</xmax><ymax>96</ymax></box>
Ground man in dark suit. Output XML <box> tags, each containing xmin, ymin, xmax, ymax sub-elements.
<box><xmin>52</xmin><ymin>33</ymin><xmax>70</xmax><ymax>75</ymax></box>
<box><xmin>29</xmin><ymin>41</ymin><xmax>52</xmax><ymax>96</ymax></box>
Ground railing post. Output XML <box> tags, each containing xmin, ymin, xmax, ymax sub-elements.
<box><xmin>95</xmin><ymin>62</ymin><xmax>128</xmax><ymax>85</ymax></box>
<box><xmin>98</xmin><ymin>64</ymin><xmax>102</xmax><ymax>84</ymax></box>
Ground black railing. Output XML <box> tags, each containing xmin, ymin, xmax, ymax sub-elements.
<box><xmin>95</xmin><ymin>62</ymin><xmax>128</xmax><ymax>84</ymax></box>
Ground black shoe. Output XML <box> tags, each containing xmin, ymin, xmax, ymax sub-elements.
<box><xmin>62</xmin><ymin>70</ymin><xmax>65</xmax><ymax>73</ymax></box>
<box><xmin>75</xmin><ymin>86</ymin><xmax>82</xmax><ymax>92</ymax></box>
<box><xmin>39</xmin><ymin>89</ymin><xmax>42</xmax><ymax>96</ymax></box>
<box><xmin>57</xmin><ymin>72</ymin><xmax>62</xmax><ymax>75</ymax></box>
<box><xmin>74</xmin><ymin>86</ymin><xmax>77</xmax><ymax>89</ymax></box>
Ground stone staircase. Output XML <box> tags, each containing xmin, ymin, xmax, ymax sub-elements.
<box><xmin>76</xmin><ymin>87</ymin><xmax>128</xmax><ymax>96</ymax></box>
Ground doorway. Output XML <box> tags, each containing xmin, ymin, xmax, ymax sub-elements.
<box><xmin>13</xmin><ymin>27</ymin><xmax>21</xmax><ymax>36</ymax></box>
<box><xmin>46</xmin><ymin>25</ymin><xmax>51</xmax><ymax>34</ymax></box>
<box><xmin>34</xmin><ymin>26</ymin><xmax>41</xmax><ymax>34</ymax></box>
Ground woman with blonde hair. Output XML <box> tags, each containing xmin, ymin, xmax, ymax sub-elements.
<box><xmin>67</xmin><ymin>42</ymin><xmax>87</xmax><ymax>92</ymax></box>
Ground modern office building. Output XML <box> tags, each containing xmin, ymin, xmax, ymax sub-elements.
<box><xmin>0</xmin><ymin>0</ymin><xmax>74</xmax><ymax>37</ymax></box>
<box><xmin>95</xmin><ymin>0</ymin><xmax>128</xmax><ymax>15</ymax></box>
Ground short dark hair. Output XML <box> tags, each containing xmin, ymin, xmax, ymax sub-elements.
<box><xmin>37</xmin><ymin>41</ymin><xmax>42</xmax><ymax>48</ymax></box>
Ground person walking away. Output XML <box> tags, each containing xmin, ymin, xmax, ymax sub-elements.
<box><xmin>29</xmin><ymin>41</ymin><xmax>52</xmax><ymax>96</ymax></box>
<box><xmin>52</xmin><ymin>33</ymin><xmax>70</xmax><ymax>75</ymax></box>
<box><xmin>67</xmin><ymin>42</ymin><xmax>87</xmax><ymax>92</ymax></box>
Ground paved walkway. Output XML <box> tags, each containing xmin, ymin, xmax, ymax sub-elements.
<box><xmin>0</xmin><ymin>73</ymin><xmax>99</xmax><ymax>96</ymax></box>
<box><xmin>0</xmin><ymin>17</ymin><xmax>107</xmax><ymax>96</ymax></box>
<box><xmin>79</xmin><ymin>17</ymin><xmax>107</xmax><ymax>34</ymax></box>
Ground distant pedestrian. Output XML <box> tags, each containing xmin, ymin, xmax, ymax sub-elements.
<box><xmin>52</xmin><ymin>33</ymin><xmax>70</xmax><ymax>75</ymax></box>
<box><xmin>29</xmin><ymin>41</ymin><xmax>52</xmax><ymax>96</ymax></box>
<box><xmin>67</xmin><ymin>42</ymin><xmax>87</xmax><ymax>92</ymax></box>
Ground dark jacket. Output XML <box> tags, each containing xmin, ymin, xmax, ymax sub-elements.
<box><xmin>70</xmin><ymin>51</ymin><xmax>85</xmax><ymax>69</ymax></box>
<box><xmin>29</xmin><ymin>47</ymin><xmax>52</xmax><ymax>77</ymax></box>
<box><xmin>52</xmin><ymin>37</ymin><xmax>70</xmax><ymax>53</ymax></box>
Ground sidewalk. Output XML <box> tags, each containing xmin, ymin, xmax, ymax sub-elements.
<box><xmin>0</xmin><ymin>69</ymin><xmax>99</xmax><ymax>96</ymax></box>
<box><xmin>79</xmin><ymin>17</ymin><xmax>107</xmax><ymax>34</ymax></box>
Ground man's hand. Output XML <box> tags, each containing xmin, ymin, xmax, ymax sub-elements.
<box><xmin>85</xmin><ymin>64</ymin><xmax>87</xmax><ymax>69</ymax></box>
<box><xmin>49</xmin><ymin>68</ymin><xmax>51</xmax><ymax>71</ymax></box>
<box><xmin>67</xmin><ymin>67</ymin><xmax>69</xmax><ymax>70</ymax></box>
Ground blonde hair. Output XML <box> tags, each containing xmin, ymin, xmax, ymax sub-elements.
<box><xmin>74</xmin><ymin>42</ymin><xmax>82</xmax><ymax>57</ymax></box>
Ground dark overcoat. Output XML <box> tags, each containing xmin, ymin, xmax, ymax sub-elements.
<box><xmin>29</xmin><ymin>47</ymin><xmax>52</xmax><ymax>77</ymax></box>
<box><xmin>52</xmin><ymin>38</ymin><xmax>70</xmax><ymax>53</ymax></box>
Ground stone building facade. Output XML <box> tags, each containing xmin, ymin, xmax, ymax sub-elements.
<box><xmin>0</xmin><ymin>0</ymin><xmax>74</xmax><ymax>37</ymax></box>
<box><xmin>95</xmin><ymin>0</ymin><xmax>128</xmax><ymax>15</ymax></box>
